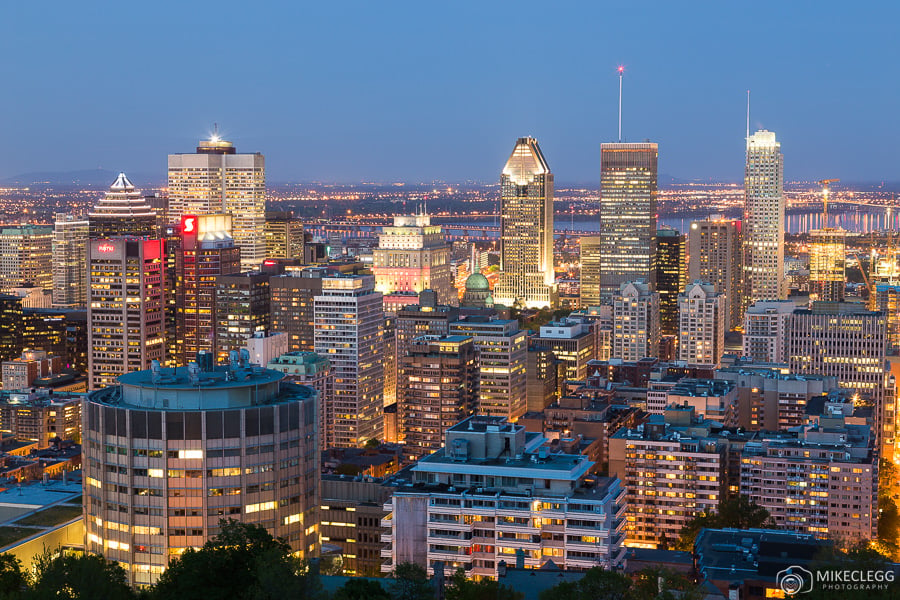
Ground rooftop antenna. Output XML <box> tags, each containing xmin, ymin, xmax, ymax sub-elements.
<box><xmin>617</xmin><ymin>66</ymin><xmax>625</xmax><ymax>143</ymax></box>
<box><xmin>746</xmin><ymin>90</ymin><xmax>750</xmax><ymax>140</ymax></box>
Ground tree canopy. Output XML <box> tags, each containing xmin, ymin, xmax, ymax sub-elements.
<box><xmin>675</xmin><ymin>495</ymin><xmax>774</xmax><ymax>550</ymax></box>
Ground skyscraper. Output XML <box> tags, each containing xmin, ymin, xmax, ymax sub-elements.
<box><xmin>688</xmin><ymin>216</ymin><xmax>743</xmax><ymax>329</ymax></box>
<box><xmin>174</xmin><ymin>214</ymin><xmax>241</xmax><ymax>366</ymax></box>
<box><xmin>744</xmin><ymin>130</ymin><xmax>785</xmax><ymax>303</ymax></box>
<box><xmin>168</xmin><ymin>136</ymin><xmax>266</xmax><ymax>271</ymax></box>
<box><xmin>612</xmin><ymin>281</ymin><xmax>659</xmax><ymax>361</ymax></box>
<box><xmin>264</xmin><ymin>211</ymin><xmax>305</xmax><ymax>260</ymax></box>
<box><xmin>808</xmin><ymin>228</ymin><xmax>846</xmax><ymax>302</ymax></box>
<box><xmin>493</xmin><ymin>137</ymin><xmax>557</xmax><ymax>309</ymax></box>
<box><xmin>677</xmin><ymin>281</ymin><xmax>726</xmax><ymax>368</ymax></box>
<box><xmin>579</xmin><ymin>235</ymin><xmax>602</xmax><ymax>307</ymax></box>
<box><xmin>0</xmin><ymin>225</ymin><xmax>53</xmax><ymax>296</ymax></box>
<box><xmin>87</xmin><ymin>238</ymin><xmax>164</xmax><ymax>389</ymax></box>
<box><xmin>214</xmin><ymin>272</ymin><xmax>270</xmax><ymax>363</ymax></box>
<box><xmin>88</xmin><ymin>173</ymin><xmax>157</xmax><ymax>239</ymax></box>
<box><xmin>656</xmin><ymin>228</ymin><xmax>686</xmax><ymax>335</ymax></box>
<box><xmin>450</xmin><ymin>316</ymin><xmax>527</xmax><ymax>421</ymax></box>
<box><xmin>599</xmin><ymin>143</ymin><xmax>658</xmax><ymax>303</ymax></box>
<box><xmin>51</xmin><ymin>213</ymin><xmax>89</xmax><ymax>308</ymax></box>
<box><xmin>314</xmin><ymin>273</ymin><xmax>384</xmax><ymax>447</ymax></box>
<box><xmin>372</xmin><ymin>212</ymin><xmax>454</xmax><ymax>305</ymax></box>
<box><xmin>398</xmin><ymin>335</ymin><xmax>478</xmax><ymax>458</ymax></box>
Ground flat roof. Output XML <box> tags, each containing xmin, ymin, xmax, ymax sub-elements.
<box><xmin>0</xmin><ymin>474</ymin><xmax>82</xmax><ymax>511</ymax></box>
<box><xmin>118</xmin><ymin>365</ymin><xmax>284</xmax><ymax>390</ymax></box>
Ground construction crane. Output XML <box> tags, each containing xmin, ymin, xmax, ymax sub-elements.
<box><xmin>818</xmin><ymin>178</ymin><xmax>840</xmax><ymax>228</ymax></box>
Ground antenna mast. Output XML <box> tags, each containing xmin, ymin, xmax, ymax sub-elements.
<box><xmin>746</xmin><ymin>90</ymin><xmax>750</xmax><ymax>140</ymax></box>
<box><xmin>617</xmin><ymin>66</ymin><xmax>625</xmax><ymax>143</ymax></box>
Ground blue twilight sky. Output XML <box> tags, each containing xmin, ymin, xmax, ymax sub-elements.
<box><xmin>0</xmin><ymin>2</ymin><xmax>897</xmax><ymax>184</ymax></box>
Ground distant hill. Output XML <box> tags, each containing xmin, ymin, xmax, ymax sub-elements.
<box><xmin>0</xmin><ymin>169</ymin><xmax>163</xmax><ymax>187</ymax></box>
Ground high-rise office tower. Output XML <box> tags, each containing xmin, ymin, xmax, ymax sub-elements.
<box><xmin>168</xmin><ymin>136</ymin><xmax>266</xmax><ymax>271</ymax></box>
<box><xmin>599</xmin><ymin>143</ymin><xmax>658</xmax><ymax>303</ymax></box>
<box><xmin>264</xmin><ymin>211</ymin><xmax>305</xmax><ymax>260</ymax></box>
<box><xmin>677</xmin><ymin>281</ymin><xmax>726</xmax><ymax>368</ymax></box>
<box><xmin>51</xmin><ymin>214</ymin><xmax>90</xmax><ymax>308</ymax></box>
<box><xmin>88</xmin><ymin>173</ymin><xmax>157</xmax><ymax>239</ymax></box>
<box><xmin>175</xmin><ymin>214</ymin><xmax>241</xmax><ymax>366</ymax></box>
<box><xmin>808</xmin><ymin>229</ymin><xmax>846</xmax><ymax>302</ymax></box>
<box><xmin>787</xmin><ymin>302</ymin><xmax>887</xmax><ymax>452</ymax></box>
<box><xmin>0</xmin><ymin>225</ymin><xmax>53</xmax><ymax>294</ymax></box>
<box><xmin>688</xmin><ymin>216</ymin><xmax>743</xmax><ymax>329</ymax></box>
<box><xmin>214</xmin><ymin>272</ymin><xmax>270</xmax><ymax>363</ymax></box>
<box><xmin>744</xmin><ymin>130</ymin><xmax>785</xmax><ymax>303</ymax></box>
<box><xmin>270</xmin><ymin>267</ymin><xmax>332</xmax><ymax>354</ymax></box>
<box><xmin>579</xmin><ymin>235</ymin><xmax>602</xmax><ymax>307</ymax></box>
<box><xmin>612</xmin><ymin>281</ymin><xmax>659</xmax><ymax>361</ymax></box>
<box><xmin>656</xmin><ymin>228</ymin><xmax>686</xmax><ymax>335</ymax></box>
<box><xmin>398</xmin><ymin>335</ymin><xmax>478</xmax><ymax>458</ymax></box>
<box><xmin>742</xmin><ymin>300</ymin><xmax>795</xmax><ymax>364</ymax></box>
<box><xmin>314</xmin><ymin>273</ymin><xmax>384</xmax><ymax>447</ymax></box>
<box><xmin>87</xmin><ymin>238</ymin><xmax>165</xmax><ymax>389</ymax></box>
<box><xmin>83</xmin><ymin>364</ymin><xmax>319</xmax><ymax>586</ymax></box>
<box><xmin>450</xmin><ymin>316</ymin><xmax>527</xmax><ymax>421</ymax></box>
<box><xmin>373</xmin><ymin>212</ymin><xmax>454</xmax><ymax>305</ymax></box>
<box><xmin>494</xmin><ymin>137</ymin><xmax>557</xmax><ymax>309</ymax></box>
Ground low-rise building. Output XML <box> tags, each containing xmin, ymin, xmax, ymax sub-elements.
<box><xmin>609</xmin><ymin>407</ymin><xmax>726</xmax><ymax>549</ymax></box>
<box><xmin>380</xmin><ymin>416</ymin><xmax>627</xmax><ymax>578</ymax></box>
<box><xmin>320</xmin><ymin>475</ymin><xmax>392</xmax><ymax>577</ymax></box>
<box><xmin>0</xmin><ymin>389</ymin><xmax>81</xmax><ymax>446</ymax></box>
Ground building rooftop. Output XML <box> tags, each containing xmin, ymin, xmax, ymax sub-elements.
<box><xmin>118</xmin><ymin>364</ymin><xmax>283</xmax><ymax>390</ymax></box>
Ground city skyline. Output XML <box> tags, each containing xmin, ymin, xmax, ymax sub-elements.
<box><xmin>1</xmin><ymin>3</ymin><xmax>898</xmax><ymax>183</ymax></box>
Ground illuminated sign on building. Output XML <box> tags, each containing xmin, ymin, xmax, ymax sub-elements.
<box><xmin>97</xmin><ymin>243</ymin><xmax>116</xmax><ymax>253</ymax></box>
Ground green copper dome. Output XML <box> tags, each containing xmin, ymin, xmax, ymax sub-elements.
<box><xmin>465</xmin><ymin>273</ymin><xmax>489</xmax><ymax>291</ymax></box>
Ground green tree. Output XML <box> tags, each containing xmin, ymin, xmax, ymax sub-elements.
<box><xmin>389</xmin><ymin>563</ymin><xmax>434</xmax><ymax>600</ymax></box>
<box><xmin>445</xmin><ymin>568</ymin><xmax>523</xmax><ymax>600</ymax></box>
<box><xmin>331</xmin><ymin>578</ymin><xmax>390</xmax><ymax>600</ymax></box>
<box><xmin>24</xmin><ymin>550</ymin><xmax>134</xmax><ymax>600</ymax></box>
<box><xmin>0</xmin><ymin>554</ymin><xmax>25</xmax><ymax>600</ymax></box>
<box><xmin>150</xmin><ymin>519</ymin><xmax>317</xmax><ymax>600</ymax></box>
<box><xmin>628</xmin><ymin>567</ymin><xmax>704</xmax><ymax>600</ymax></box>
<box><xmin>675</xmin><ymin>495</ymin><xmax>774</xmax><ymax>550</ymax></box>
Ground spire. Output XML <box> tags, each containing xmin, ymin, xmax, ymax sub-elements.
<box><xmin>109</xmin><ymin>172</ymin><xmax>135</xmax><ymax>192</ymax></box>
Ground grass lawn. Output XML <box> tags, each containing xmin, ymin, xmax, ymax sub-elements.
<box><xmin>14</xmin><ymin>504</ymin><xmax>83</xmax><ymax>528</ymax></box>
<box><xmin>0</xmin><ymin>527</ymin><xmax>41</xmax><ymax>548</ymax></box>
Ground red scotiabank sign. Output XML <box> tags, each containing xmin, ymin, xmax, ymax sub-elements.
<box><xmin>182</xmin><ymin>215</ymin><xmax>197</xmax><ymax>234</ymax></box>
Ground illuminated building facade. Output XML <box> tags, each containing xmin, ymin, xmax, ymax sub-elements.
<box><xmin>742</xmin><ymin>300</ymin><xmax>794</xmax><ymax>364</ymax></box>
<box><xmin>808</xmin><ymin>228</ymin><xmax>846</xmax><ymax>302</ymax></box>
<box><xmin>0</xmin><ymin>225</ymin><xmax>53</xmax><ymax>294</ymax></box>
<box><xmin>83</xmin><ymin>363</ymin><xmax>319</xmax><ymax>586</ymax></box>
<box><xmin>612</xmin><ymin>281</ymin><xmax>659</xmax><ymax>361</ymax></box>
<box><xmin>677</xmin><ymin>281</ymin><xmax>726</xmax><ymax>368</ymax></box>
<box><xmin>599</xmin><ymin>143</ymin><xmax>658</xmax><ymax>304</ymax></box>
<box><xmin>214</xmin><ymin>273</ymin><xmax>270</xmax><ymax>363</ymax></box>
<box><xmin>88</xmin><ymin>173</ymin><xmax>157</xmax><ymax>239</ymax></box>
<box><xmin>450</xmin><ymin>317</ymin><xmax>527</xmax><ymax>421</ymax></box>
<box><xmin>52</xmin><ymin>213</ymin><xmax>90</xmax><ymax>308</ymax></box>
<box><xmin>264</xmin><ymin>211</ymin><xmax>304</xmax><ymax>260</ymax></box>
<box><xmin>381</xmin><ymin>416</ymin><xmax>627</xmax><ymax>577</ymax></box>
<box><xmin>168</xmin><ymin>137</ymin><xmax>266</xmax><ymax>271</ymax></box>
<box><xmin>579</xmin><ymin>236</ymin><xmax>602</xmax><ymax>308</ymax></box>
<box><xmin>656</xmin><ymin>228</ymin><xmax>686</xmax><ymax>335</ymax></box>
<box><xmin>494</xmin><ymin>137</ymin><xmax>557</xmax><ymax>309</ymax></box>
<box><xmin>314</xmin><ymin>274</ymin><xmax>384</xmax><ymax>447</ymax></box>
<box><xmin>174</xmin><ymin>215</ymin><xmax>241</xmax><ymax>366</ymax></box>
<box><xmin>373</xmin><ymin>212</ymin><xmax>454</xmax><ymax>305</ymax></box>
<box><xmin>399</xmin><ymin>335</ymin><xmax>478</xmax><ymax>458</ymax></box>
<box><xmin>744</xmin><ymin>130</ymin><xmax>785</xmax><ymax>303</ymax></box>
<box><xmin>87</xmin><ymin>238</ymin><xmax>164</xmax><ymax>390</ymax></box>
<box><xmin>688</xmin><ymin>216</ymin><xmax>742</xmax><ymax>329</ymax></box>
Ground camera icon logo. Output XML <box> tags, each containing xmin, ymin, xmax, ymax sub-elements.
<box><xmin>777</xmin><ymin>566</ymin><xmax>814</xmax><ymax>596</ymax></box>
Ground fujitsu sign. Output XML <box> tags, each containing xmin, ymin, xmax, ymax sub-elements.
<box><xmin>96</xmin><ymin>242</ymin><xmax>116</xmax><ymax>253</ymax></box>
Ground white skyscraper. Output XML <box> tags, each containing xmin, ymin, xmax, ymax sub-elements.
<box><xmin>677</xmin><ymin>281</ymin><xmax>726</xmax><ymax>368</ymax></box>
<box><xmin>742</xmin><ymin>300</ymin><xmax>795</xmax><ymax>364</ymax></box>
<box><xmin>314</xmin><ymin>274</ymin><xmax>384</xmax><ymax>447</ymax></box>
<box><xmin>52</xmin><ymin>213</ymin><xmax>90</xmax><ymax>308</ymax></box>
<box><xmin>168</xmin><ymin>136</ymin><xmax>266</xmax><ymax>271</ymax></box>
<box><xmin>612</xmin><ymin>281</ymin><xmax>659</xmax><ymax>361</ymax></box>
<box><xmin>744</xmin><ymin>130</ymin><xmax>785</xmax><ymax>304</ymax></box>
